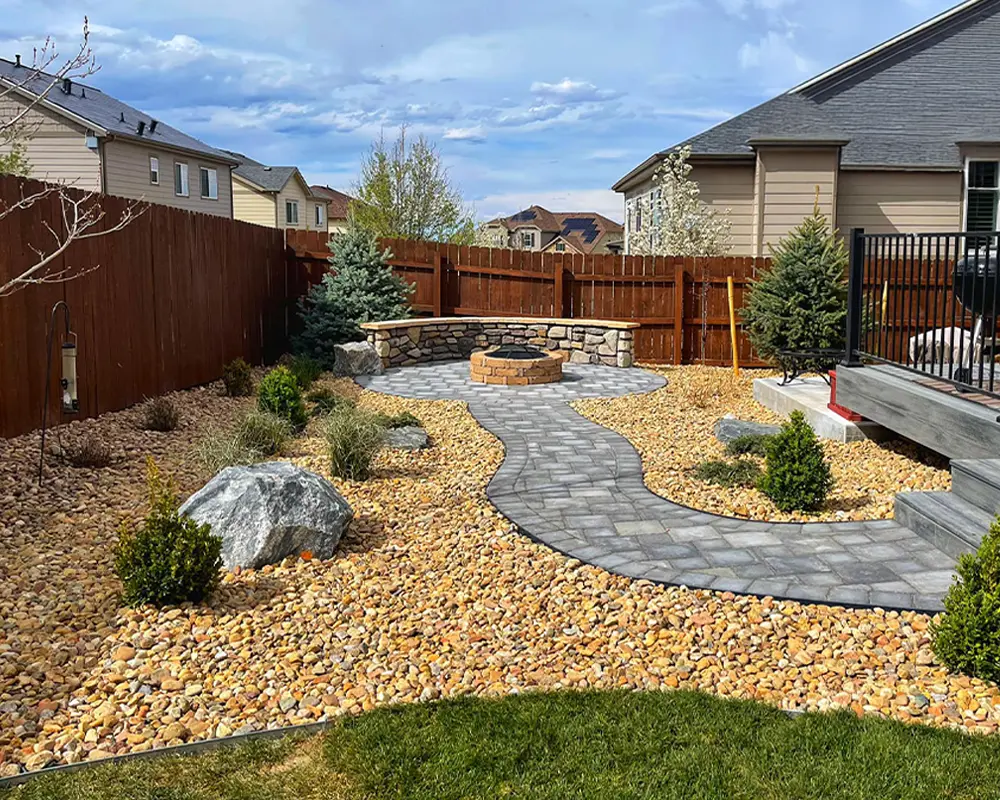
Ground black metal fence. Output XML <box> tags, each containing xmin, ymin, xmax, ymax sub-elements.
<box><xmin>845</xmin><ymin>228</ymin><xmax>1000</xmax><ymax>398</ymax></box>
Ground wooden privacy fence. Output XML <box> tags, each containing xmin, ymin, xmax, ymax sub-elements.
<box><xmin>287</xmin><ymin>231</ymin><xmax>772</xmax><ymax>367</ymax></box>
<box><xmin>0</xmin><ymin>175</ymin><xmax>288</xmax><ymax>439</ymax></box>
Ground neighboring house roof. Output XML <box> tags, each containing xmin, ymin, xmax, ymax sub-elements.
<box><xmin>309</xmin><ymin>185</ymin><xmax>354</xmax><ymax>218</ymax></box>
<box><xmin>226</xmin><ymin>151</ymin><xmax>323</xmax><ymax>198</ymax></box>
<box><xmin>0</xmin><ymin>58</ymin><xmax>238</xmax><ymax>165</ymax></box>
<box><xmin>613</xmin><ymin>0</ymin><xmax>1000</xmax><ymax>190</ymax></box>
<box><xmin>487</xmin><ymin>206</ymin><xmax>624</xmax><ymax>255</ymax></box>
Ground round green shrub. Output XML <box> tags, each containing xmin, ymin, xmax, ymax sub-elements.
<box><xmin>324</xmin><ymin>406</ymin><xmax>386</xmax><ymax>480</ymax></box>
<box><xmin>222</xmin><ymin>358</ymin><xmax>254</xmax><ymax>397</ymax></box>
<box><xmin>257</xmin><ymin>366</ymin><xmax>307</xmax><ymax>431</ymax></box>
<box><xmin>932</xmin><ymin>519</ymin><xmax>1000</xmax><ymax>682</ymax></box>
<box><xmin>114</xmin><ymin>459</ymin><xmax>222</xmax><ymax>607</ymax></box>
<box><xmin>758</xmin><ymin>411</ymin><xmax>832</xmax><ymax>512</ymax></box>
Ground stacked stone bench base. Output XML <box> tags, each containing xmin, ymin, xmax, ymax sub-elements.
<box><xmin>362</xmin><ymin>317</ymin><xmax>638</xmax><ymax>370</ymax></box>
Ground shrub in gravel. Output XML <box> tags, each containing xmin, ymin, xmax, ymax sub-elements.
<box><xmin>114</xmin><ymin>459</ymin><xmax>222</xmax><ymax>607</ymax></box>
<box><xmin>725</xmin><ymin>433</ymin><xmax>775</xmax><ymax>458</ymax></box>
<box><xmin>932</xmin><ymin>518</ymin><xmax>1000</xmax><ymax>682</ymax></box>
<box><xmin>222</xmin><ymin>358</ymin><xmax>254</xmax><ymax>397</ymax></box>
<box><xmin>324</xmin><ymin>406</ymin><xmax>386</xmax><ymax>480</ymax></box>
<box><xmin>279</xmin><ymin>354</ymin><xmax>323</xmax><ymax>391</ymax></box>
<box><xmin>257</xmin><ymin>366</ymin><xmax>308</xmax><ymax>431</ymax></box>
<box><xmin>66</xmin><ymin>436</ymin><xmax>113</xmax><ymax>468</ymax></box>
<box><xmin>307</xmin><ymin>387</ymin><xmax>357</xmax><ymax>416</ymax></box>
<box><xmin>139</xmin><ymin>396</ymin><xmax>180</xmax><ymax>432</ymax></box>
<box><xmin>373</xmin><ymin>411</ymin><xmax>422</xmax><ymax>430</ymax></box>
<box><xmin>196</xmin><ymin>411</ymin><xmax>291</xmax><ymax>475</ymax></box>
<box><xmin>758</xmin><ymin>411</ymin><xmax>832</xmax><ymax>512</ymax></box>
<box><xmin>692</xmin><ymin>459</ymin><xmax>762</xmax><ymax>489</ymax></box>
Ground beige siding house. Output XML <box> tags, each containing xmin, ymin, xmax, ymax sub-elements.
<box><xmin>0</xmin><ymin>58</ymin><xmax>236</xmax><ymax>216</ymax></box>
<box><xmin>482</xmin><ymin>206</ymin><xmax>624</xmax><ymax>255</ymax></box>
<box><xmin>614</xmin><ymin>0</ymin><xmax>1000</xmax><ymax>256</ymax></box>
<box><xmin>227</xmin><ymin>153</ymin><xmax>329</xmax><ymax>232</ymax></box>
<box><xmin>309</xmin><ymin>185</ymin><xmax>354</xmax><ymax>235</ymax></box>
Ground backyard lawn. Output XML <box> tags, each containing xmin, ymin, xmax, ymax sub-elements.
<box><xmin>7</xmin><ymin>690</ymin><xmax>1000</xmax><ymax>799</ymax></box>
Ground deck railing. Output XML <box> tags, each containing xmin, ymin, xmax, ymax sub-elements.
<box><xmin>845</xmin><ymin>228</ymin><xmax>1000</xmax><ymax>399</ymax></box>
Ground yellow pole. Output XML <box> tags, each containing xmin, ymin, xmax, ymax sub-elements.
<box><xmin>727</xmin><ymin>276</ymin><xmax>740</xmax><ymax>377</ymax></box>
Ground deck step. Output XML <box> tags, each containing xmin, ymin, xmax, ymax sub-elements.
<box><xmin>895</xmin><ymin>491</ymin><xmax>993</xmax><ymax>559</ymax></box>
<box><xmin>952</xmin><ymin>459</ymin><xmax>1000</xmax><ymax>517</ymax></box>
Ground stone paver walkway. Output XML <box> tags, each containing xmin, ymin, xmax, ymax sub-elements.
<box><xmin>359</xmin><ymin>361</ymin><xmax>957</xmax><ymax>612</ymax></box>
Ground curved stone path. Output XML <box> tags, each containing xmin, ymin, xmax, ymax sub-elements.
<box><xmin>358</xmin><ymin>361</ymin><xmax>957</xmax><ymax>613</ymax></box>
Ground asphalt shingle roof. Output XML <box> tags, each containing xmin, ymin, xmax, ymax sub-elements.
<box><xmin>309</xmin><ymin>185</ymin><xmax>354</xmax><ymax>218</ymax></box>
<box><xmin>0</xmin><ymin>58</ymin><xmax>236</xmax><ymax>164</ymax></box>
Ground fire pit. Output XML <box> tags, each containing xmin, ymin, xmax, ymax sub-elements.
<box><xmin>470</xmin><ymin>345</ymin><xmax>565</xmax><ymax>386</ymax></box>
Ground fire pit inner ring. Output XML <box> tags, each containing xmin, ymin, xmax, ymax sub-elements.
<box><xmin>488</xmin><ymin>345</ymin><xmax>549</xmax><ymax>360</ymax></box>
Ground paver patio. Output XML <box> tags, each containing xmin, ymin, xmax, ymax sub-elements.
<box><xmin>359</xmin><ymin>361</ymin><xmax>957</xmax><ymax>612</ymax></box>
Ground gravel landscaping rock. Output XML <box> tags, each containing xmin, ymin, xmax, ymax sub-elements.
<box><xmin>713</xmin><ymin>415</ymin><xmax>782</xmax><ymax>444</ymax></box>
<box><xmin>383</xmin><ymin>426</ymin><xmax>430</xmax><ymax>451</ymax></box>
<box><xmin>333</xmin><ymin>342</ymin><xmax>384</xmax><ymax>377</ymax></box>
<box><xmin>179</xmin><ymin>462</ymin><xmax>353</xmax><ymax>569</ymax></box>
<box><xmin>575</xmin><ymin>366</ymin><xmax>950</xmax><ymax>522</ymax></box>
<box><xmin>0</xmin><ymin>370</ymin><xmax>992</xmax><ymax>775</ymax></box>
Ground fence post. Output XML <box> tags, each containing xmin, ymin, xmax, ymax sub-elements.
<box><xmin>553</xmin><ymin>264</ymin><xmax>566</xmax><ymax>318</ymax></box>
<box><xmin>673</xmin><ymin>262</ymin><xmax>685</xmax><ymax>364</ymax></box>
<box><xmin>433</xmin><ymin>255</ymin><xmax>446</xmax><ymax>317</ymax></box>
<box><xmin>843</xmin><ymin>227</ymin><xmax>865</xmax><ymax>366</ymax></box>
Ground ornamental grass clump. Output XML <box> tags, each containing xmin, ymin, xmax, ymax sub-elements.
<box><xmin>114</xmin><ymin>459</ymin><xmax>222</xmax><ymax>607</ymax></box>
<box><xmin>222</xmin><ymin>358</ymin><xmax>254</xmax><ymax>397</ymax></box>
<box><xmin>758</xmin><ymin>411</ymin><xmax>832</xmax><ymax>512</ymax></box>
<box><xmin>324</xmin><ymin>406</ymin><xmax>386</xmax><ymax>480</ymax></box>
<box><xmin>196</xmin><ymin>411</ymin><xmax>292</xmax><ymax>475</ymax></box>
<box><xmin>280</xmin><ymin>354</ymin><xmax>324</xmax><ymax>391</ymax></box>
<box><xmin>932</xmin><ymin>519</ymin><xmax>1000</xmax><ymax>682</ymax></box>
<box><xmin>257</xmin><ymin>366</ymin><xmax>308</xmax><ymax>431</ymax></box>
<box><xmin>307</xmin><ymin>387</ymin><xmax>357</xmax><ymax>416</ymax></box>
<box><xmin>692</xmin><ymin>459</ymin><xmax>762</xmax><ymax>489</ymax></box>
<box><xmin>139</xmin><ymin>396</ymin><xmax>180</xmax><ymax>432</ymax></box>
<box><xmin>725</xmin><ymin>433</ymin><xmax>775</xmax><ymax>458</ymax></box>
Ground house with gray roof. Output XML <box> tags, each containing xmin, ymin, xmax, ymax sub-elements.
<box><xmin>614</xmin><ymin>0</ymin><xmax>1000</xmax><ymax>256</ymax></box>
<box><xmin>227</xmin><ymin>152</ymin><xmax>330</xmax><ymax>232</ymax></box>
<box><xmin>0</xmin><ymin>57</ymin><xmax>237</xmax><ymax>217</ymax></box>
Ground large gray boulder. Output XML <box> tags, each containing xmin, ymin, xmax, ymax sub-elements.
<box><xmin>384</xmin><ymin>425</ymin><xmax>429</xmax><ymax>451</ymax></box>
<box><xmin>713</xmin><ymin>415</ymin><xmax>782</xmax><ymax>444</ymax></box>
<box><xmin>179</xmin><ymin>462</ymin><xmax>353</xmax><ymax>569</ymax></box>
<box><xmin>334</xmin><ymin>341</ymin><xmax>384</xmax><ymax>377</ymax></box>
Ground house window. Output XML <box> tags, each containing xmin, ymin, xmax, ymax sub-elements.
<box><xmin>286</xmin><ymin>200</ymin><xmax>299</xmax><ymax>225</ymax></box>
<box><xmin>652</xmin><ymin>189</ymin><xmax>662</xmax><ymax>229</ymax></box>
<box><xmin>174</xmin><ymin>162</ymin><xmax>189</xmax><ymax>197</ymax></box>
<box><xmin>520</xmin><ymin>231</ymin><xmax>535</xmax><ymax>249</ymax></box>
<box><xmin>149</xmin><ymin>156</ymin><xmax>159</xmax><ymax>185</ymax></box>
<box><xmin>966</xmin><ymin>161</ymin><xmax>999</xmax><ymax>233</ymax></box>
<box><xmin>635</xmin><ymin>204</ymin><xmax>643</xmax><ymax>232</ymax></box>
<box><xmin>315</xmin><ymin>204</ymin><xmax>325</xmax><ymax>228</ymax></box>
<box><xmin>555</xmin><ymin>243</ymin><xmax>566</xmax><ymax>252</ymax></box>
<box><xmin>199</xmin><ymin>167</ymin><xmax>218</xmax><ymax>200</ymax></box>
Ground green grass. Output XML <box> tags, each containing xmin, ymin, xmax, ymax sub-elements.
<box><xmin>9</xmin><ymin>691</ymin><xmax>1000</xmax><ymax>799</ymax></box>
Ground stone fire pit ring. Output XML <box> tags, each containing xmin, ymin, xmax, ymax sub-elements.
<box><xmin>470</xmin><ymin>346</ymin><xmax>566</xmax><ymax>386</ymax></box>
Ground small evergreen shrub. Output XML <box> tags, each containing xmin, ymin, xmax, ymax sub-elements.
<box><xmin>932</xmin><ymin>519</ymin><xmax>1000</xmax><ymax>682</ymax></box>
<box><xmin>307</xmin><ymin>387</ymin><xmax>357</xmax><ymax>416</ymax></box>
<box><xmin>324</xmin><ymin>406</ymin><xmax>386</xmax><ymax>480</ymax></box>
<box><xmin>373</xmin><ymin>411</ymin><xmax>422</xmax><ymax>430</ymax></box>
<box><xmin>741</xmin><ymin>205</ymin><xmax>848</xmax><ymax>371</ymax></box>
<box><xmin>295</xmin><ymin>227</ymin><xmax>414</xmax><ymax>368</ymax></box>
<box><xmin>222</xmin><ymin>358</ymin><xmax>254</xmax><ymax>397</ymax></box>
<box><xmin>758</xmin><ymin>411</ymin><xmax>833</xmax><ymax>512</ymax></box>
<box><xmin>140</xmin><ymin>396</ymin><xmax>180</xmax><ymax>432</ymax></box>
<box><xmin>280</xmin><ymin>354</ymin><xmax>324</xmax><ymax>391</ymax></box>
<box><xmin>67</xmin><ymin>436</ymin><xmax>113</xmax><ymax>468</ymax></box>
<box><xmin>114</xmin><ymin>459</ymin><xmax>222</xmax><ymax>607</ymax></box>
<box><xmin>692</xmin><ymin>459</ymin><xmax>762</xmax><ymax>489</ymax></box>
<box><xmin>257</xmin><ymin>366</ymin><xmax>307</xmax><ymax>431</ymax></box>
<box><xmin>725</xmin><ymin>433</ymin><xmax>775</xmax><ymax>458</ymax></box>
<box><xmin>195</xmin><ymin>411</ymin><xmax>291</xmax><ymax>474</ymax></box>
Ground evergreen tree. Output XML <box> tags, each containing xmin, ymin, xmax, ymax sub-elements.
<box><xmin>295</xmin><ymin>226</ymin><xmax>413</xmax><ymax>367</ymax></box>
<box><xmin>742</xmin><ymin>204</ymin><xmax>848</xmax><ymax>368</ymax></box>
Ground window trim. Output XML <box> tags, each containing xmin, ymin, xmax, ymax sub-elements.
<box><xmin>285</xmin><ymin>199</ymin><xmax>299</xmax><ymax>225</ymax></box>
<box><xmin>149</xmin><ymin>155</ymin><xmax>159</xmax><ymax>185</ymax></box>
<box><xmin>963</xmin><ymin>157</ymin><xmax>1000</xmax><ymax>234</ymax></box>
<box><xmin>519</xmin><ymin>229</ymin><xmax>536</xmax><ymax>249</ymax></box>
<box><xmin>199</xmin><ymin>166</ymin><xmax>218</xmax><ymax>200</ymax></box>
<box><xmin>174</xmin><ymin>162</ymin><xmax>189</xmax><ymax>197</ymax></box>
<box><xmin>315</xmin><ymin>203</ymin><xmax>325</xmax><ymax>228</ymax></box>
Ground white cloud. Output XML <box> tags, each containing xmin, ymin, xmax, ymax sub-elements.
<box><xmin>374</xmin><ymin>33</ymin><xmax>520</xmax><ymax>82</ymax></box>
<box><xmin>443</xmin><ymin>125</ymin><xmax>487</xmax><ymax>142</ymax></box>
<box><xmin>530</xmin><ymin>78</ymin><xmax>620</xmax><ymax>103</ymax></box>
<box><xmin>739</xmin><ymin>30</ymin><xmax>814</xmax><ymax>76</ymax></box>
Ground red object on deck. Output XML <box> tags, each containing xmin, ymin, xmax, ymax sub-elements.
<box><xmin>828</xmin><ymin>370</ymin><xmax>864</xmax><ymax>422</ymax></box>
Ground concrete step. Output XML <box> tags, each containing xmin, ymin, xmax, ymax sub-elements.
<box><xmin>952</xmin><ymin>459</ymin><xmax>1000</xmax><ymax>518</ymax></box>
<box><xmin>895</xmin><ymin>491</ymin><xmax>993</xmax><ymax>559</ymax></box>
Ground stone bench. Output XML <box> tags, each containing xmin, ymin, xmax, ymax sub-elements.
<box><xmin>362</xmin><ymin>317</ymin><xmax>639</xmax><ymax>369</ymax></box>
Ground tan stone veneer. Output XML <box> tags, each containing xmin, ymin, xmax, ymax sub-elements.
<box><xmin>469</xmin><ymin>349</ymin><xmax>566</xmax><ymax>386</ymax></box>
<box><xmin>362</xmin><ymin>317</ymin><xmax>638</xmax><ymax>369</ymax></box>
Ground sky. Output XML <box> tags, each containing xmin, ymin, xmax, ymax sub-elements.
<box><xmin>0</xmin><ymin>0</ymin><xmax>960</xmax><ymax>222</ymax></box>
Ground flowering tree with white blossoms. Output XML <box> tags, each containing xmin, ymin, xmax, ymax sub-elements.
<box><xmin>628</xmin><ymin>145</ymin><xmax>733</xmax><ymax>257</ymax></box>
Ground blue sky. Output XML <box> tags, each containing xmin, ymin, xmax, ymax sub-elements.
<box><xmin>0</xmin><ymin>0</ymin><xmax>959</xmax><ymax>221</ymax></box>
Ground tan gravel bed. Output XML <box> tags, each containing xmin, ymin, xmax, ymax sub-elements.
<box><xmin>0</xmin><ymin>374</ymin><xmax>996</xmax><ymax>775</ymax></box>
<box><xmin>573</xmin><ymin>365</ymin><xmax>952</xmax><ymax>523</ymax></box>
